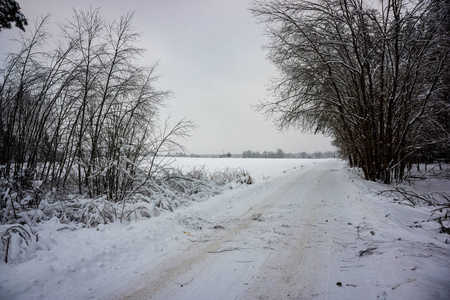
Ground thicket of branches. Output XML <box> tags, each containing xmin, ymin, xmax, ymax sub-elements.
<box><xmin>251</xmin><ymin>0</ymin><xmax>449</xmax><ymax>183</ymax></box>
<box><xmin>0</xmin><ymin>9</ymin><xmax>194</xmax><ymax>213</ymax></box>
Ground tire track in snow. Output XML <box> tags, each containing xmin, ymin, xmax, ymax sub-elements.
<box><xmin>239</xmin><ymin>162</ymin><xmax>337</xmax><ymax>299</ymax></box>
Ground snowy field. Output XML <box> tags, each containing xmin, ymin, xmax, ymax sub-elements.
<box><xmin>172</xmin><ymin>157</ymin><xmax>324</xmax><ymax>182</ymax></box>
<box><xmin>0</xmin><ymin>158</ymin><xmax>449</xmax><ymax>300</ymax></box>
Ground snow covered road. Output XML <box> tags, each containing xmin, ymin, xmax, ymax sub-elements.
<box><xmin>113</xmin><ymin>161</ymin><xmax>338</xmax><ymax>300</ymax></box>
<box><xmin>2</xmin><ymin>160</ymin><xmax>449</xmax><ymax>300</ymax></box>
<box><xmin>110</xmin><ymin>160</ymin><xmax>450</xmax><ymax>300</ymax></box>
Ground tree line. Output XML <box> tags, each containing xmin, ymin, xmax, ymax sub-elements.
<box><xmin>251</xmin><ymin>0</ymin><xmax>449</xmax><ymax>183</ymax></box>
<box><xmin>0</xmin><ymin>9</ymin><xmax>193</xmax><ymax>206</ymax></box>
<box><xmin>243</xmin><ymin>148</ymin><xmax>285</xmax><ymax>158</ymax></box>
<box><xmin>242</xmin><ymin>149</ymin><xmax>336</xmax><ymax>159</ymax></box>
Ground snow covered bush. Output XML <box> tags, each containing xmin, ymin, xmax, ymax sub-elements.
<box><xmin>1</xmin><ymin>166</ymin><xmax>252</xmax><ymax>224</ymax></box>
<box><xmin>1</xmin><ymin>224</ymin><xmax>37</xmax><ymax>263</ymax></box>
<box><xmin>0</xmin><ymin>164</ymin><xmax>253</xmax><ymax>263</ymax></box>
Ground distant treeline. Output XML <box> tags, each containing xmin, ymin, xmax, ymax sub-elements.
<box><xmin>173</xmin><ymin>150</ymin><xmax>336</xmax><ymax>159</ymax></box>
<box><xmin>242</xmin><ymin>149</ymin><xmax>336</xmax><ymax>159</ymax></box>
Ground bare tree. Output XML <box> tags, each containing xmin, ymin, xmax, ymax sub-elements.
<box><xmin>1</xmin><ymin>9</ymin><xmax>194</xmax><ymax>210</ymax></box>
<box><xmin>251</xmin><ymin>0</ymin><xmax>449</xmax><ymax>183</ymax></box>
<box><xmin>0</xmin><ymin>16</ymin><xmax>51</xmax><ymax>181</ymax></box>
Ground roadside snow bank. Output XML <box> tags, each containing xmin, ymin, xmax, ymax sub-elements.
<box><xmin>330</xmin><ymin>164</ymin><xmax>450</xmax><ymax>299</ymax></box>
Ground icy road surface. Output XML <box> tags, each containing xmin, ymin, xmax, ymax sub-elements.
<box><xmin>109</xmin><ymin>160</ymin><xmax>450</xmax><ymax>300</ymax></box>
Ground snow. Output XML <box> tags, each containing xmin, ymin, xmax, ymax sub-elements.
<box><xmin>0</xmin><ymin>159</ymin><xmax>449</xmax><ymax>300</ymax></box>
<box><xmin>172</xmin><ymin>157</ymin><xmax>320</xmax><ymax>182</ymax></box>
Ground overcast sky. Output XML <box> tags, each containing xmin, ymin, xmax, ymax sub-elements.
<box><xmin>0</xmin><ymin>0</ymin><xmax>335</xmax><ymax>155</ymax></box>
